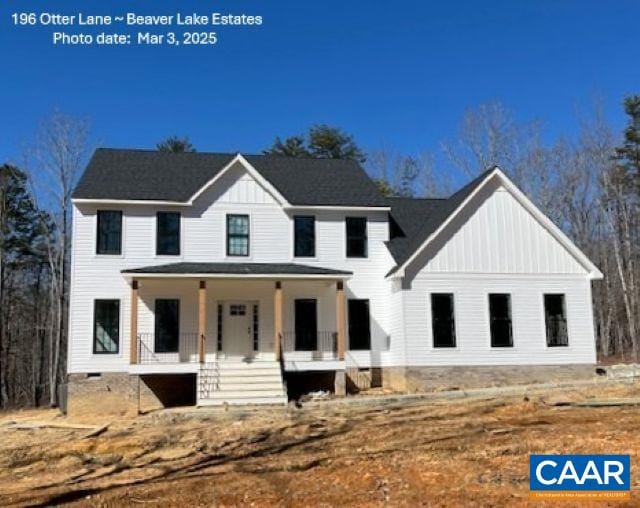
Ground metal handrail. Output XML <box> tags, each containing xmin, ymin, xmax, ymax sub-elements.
<box><xmin>282</xmin><ymin>330</ymin><xmax>338</xmax><ymax>358</ymax></box>
<box><xmin>136</xmin><ymin>332</ymin><xmax>200</xmax><ymax>364</ymax></box>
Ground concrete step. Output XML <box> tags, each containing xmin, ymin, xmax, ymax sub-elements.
<box><xmin>216</xmin><ymin>362</ymin><xmax>281</xmax><ymax>370</ymax></box>
<box><xmin>198</xmin><ymin>396</ymin><xmax>287</xmax><ymax>406</ymax></box>
<box><xmin>214</xmin><ymin>369</ymin><xmax>281</xmax><ymax>377</ymax></box>
<box><xmin>214</xmin><ymin>382</ymin><xmax>285</xmax><ymax>391</ymax></box>
<box><xmin>208</xmin><ymin>388</ymin><xmax>285</xmax><ymax>397</ymax></box>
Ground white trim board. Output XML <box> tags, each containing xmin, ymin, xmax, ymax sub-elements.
<box><xmin>390</xmin><ymin>167</ymin><xmax>603</xmax><ymax>281</ymax></box>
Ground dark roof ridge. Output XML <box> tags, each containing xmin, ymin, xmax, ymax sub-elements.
<box><xmin>95</xmin><ymin>147</ymin><xmax>361</xmax><ymax>164</ymax></box>
<box><xmin>74</xmin><ymin>148</ymin><xmax>386</xmax><ymax>206</ymax></box>
<box><xmin>385</xmin><ymin>196</ymin><xmax>447</xmax><ymax>201</ymax></box>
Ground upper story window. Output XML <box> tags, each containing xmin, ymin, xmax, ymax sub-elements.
<box><xmin>227</xmin><ymin>214</ymin><xmax>249</xmax><ymax>256</ymax></box>
<box><xmin>156</xmin><ymin>212</ymin><xmax>181</xmax><ymax>256</ymax></box>
<box><xmin>294</xmin><ymin>215</ymin><xmax>315</xmax><ymax>257</ymax></box>
<box><xmin>489</xmin><ymin>293</ymin><xmax>513</xmax><ymax>347</ymax></box>
<box><xmin>346</xmin><ymin>217</ymin><xmax>367</xmax><ymax>258</ymax></box>
<box><xmin>431</xmin><ymin>293</ymin><xmax>456</xmax><ymax>348</ymax></box>
<box><xmin>544</xmin><ymin>294</ymin><xmax>568</xmax><ymax>347</ymax></box>
<box><xmin>96</xmin><ymin>210</ymin><xmax>122</xmax><ymax>255</ymax></box>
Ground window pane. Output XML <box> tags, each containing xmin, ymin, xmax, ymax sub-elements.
<box><xmin>228</xmin><ymin>237</ymin><xmax>248</xmax><ymax>256</ymax></box>
<box><xmin>228</xmin><ymin>215</ymin><xmax>249</xmax><ymax>234</ymax></box>
<box><xmin>155</xmin><ymin>299</ymin><xmax>180</xmax><ymax>353</ymax></box>
<box><xmin>294</xmin><ymin>216</ymin><xmax>315</xmax><ymax>257</ymax></box>
<box><xmin>348</xmin><ymin>299</ymin><xmax>371</xmax><ymax>350</ymax></box>
<box><xmin>96</xmin><ymin>211</ymin><xmax>122</xmax><ymax>255</ymax></box>
<box><xmin>545</xmin><ymin>294</ymin><xmax>568</xmax><ymax>347</ymax></box>
<box><xmin>156</xmin><ymin>212</ymin><xmax>180</xmax><ymax>255</ymax></box>
<box><xmin>227</xmin><ymin>215</ymin><xmax>249</xmax><ymax>256</ymax></box>
<box><xmin>489</xmin><ymin>294</ymin><xmax>513</xmax><ymax>347</ymax></box>
<box><xmin>346</xmin><ymin>217</ymin><xmax>367</xmax><ymax>257</ymax></box>
<box><xmin>431</xmin><ymin>294</ymin><xmax>456</xmax><ymax>348</ymax></box>
<box><xmin>94</xmin><ymin>300</ymin><xmax>119</xmax><ymax>353</ymax></box>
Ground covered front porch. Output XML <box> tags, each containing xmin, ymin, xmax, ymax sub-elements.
<box><xmin>124</xmin><ymin>263</ymin><xmax>351</xmax><ymax>375</ymax></box>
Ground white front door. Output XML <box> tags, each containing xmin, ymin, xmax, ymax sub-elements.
<box><xmin>223</xmin><ymin>301</ymin><xmax>253</xmax><ymax>358</ymax></box>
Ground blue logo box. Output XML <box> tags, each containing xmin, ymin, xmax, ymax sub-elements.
<box><xmin>530</xmin><ymin>455</ymin><xmax>630</xmax><ymax>491</ymax></box>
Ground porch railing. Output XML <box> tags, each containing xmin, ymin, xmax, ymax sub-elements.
<box><xmin>137</xmin><ymin>332</ymin><xmax>200</xmax><ymax>364</ymax></box>
<box><xmin>282</xmin><ymin>331</ymin><xmax>338</xmax><ymax>359</ymax></box>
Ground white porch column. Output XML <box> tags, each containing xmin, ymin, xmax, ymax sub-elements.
<box><xmin>274</xmin><ymin>281</ymin><xmax>283</xmax><ymax>360</ymax></box>
<box><xmin>198</xmin><ymin>280</ymin><xmax>207</xmax><ymax>364</ymax></box>
<box><xmin>336</xmin><ymin>281</ymin><xmax>346</xmax><ymax>361</ymax></box>
<box><xmin>130</xmin><ymin>280</ymin><xmax>139</xmax><ymax>365</ymax></box>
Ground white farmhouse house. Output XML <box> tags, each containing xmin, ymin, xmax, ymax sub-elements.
<box><xmin>66</xmin><ymin>149</ymin><xmax>602</xmax><ymax>414</ymax></box>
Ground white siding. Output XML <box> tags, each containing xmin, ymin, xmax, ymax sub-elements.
<box><xmin>68</xmin><ymin>161</ymin><xmax>599</xmax><ymax>375</ymax></box>
<box><xmin>68</xmin><ymin>161</ymin><xmax>396</xmax><ymax>373</ymax></box>
<box><xmin>401</xmin><ymin>274</ymin><xmax>596</xmax><ymax>366</ymax></box>
<box><xmin>399</xmin><ymin>181</ymin><xmax>596</xmax><ymax>367</ymax></box>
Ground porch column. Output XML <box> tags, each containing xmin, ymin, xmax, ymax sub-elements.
<box><xmin>130</xmin><ymin>280</ymin><xmax>139</xmax><ymax>364</ymax></box>
<box><xmin>198</xmin><ymin>280</ymin><xmax>206</xmax><ymax>364</ymax></box>
<box><xmin>274</xmin><ymin>281</ymin><xmax>283</xmax><ymax>360</ymax></box>
<box><xmin>336</xmin><ymin>281</ymin><xmax>346</xmax><ymax>360</ymax></box>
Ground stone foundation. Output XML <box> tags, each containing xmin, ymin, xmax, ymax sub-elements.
<box><xmin>67</xmin><ymin>373</ymin><xmax>196</xmax><ymax>416</ymax></box>
<box><xmin>381</xmin><ymin>364</ymin><xmax>599</xmax><ymax>393</ymax></box>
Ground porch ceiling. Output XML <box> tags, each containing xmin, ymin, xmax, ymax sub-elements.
<box><xmin>121</xmin><ymin>262</ymin><xmax>352</xmax><ymax>279</ymax></box>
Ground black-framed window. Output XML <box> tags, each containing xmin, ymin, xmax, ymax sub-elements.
<box><xmin>545</xmin><ymin>294</ymin><xmax>568</xmax><ymax>347</ymax></box>
<box><xmin>155</xmin><ymin>299</ymin><xmax>180</xmax><ymax>353</ymax></box>
<box><xmin>227</xmin><ymin>214</ymin><xmax>249</xmax><ymax>256</ymax></box>
<box><xmin>346</xmin><ymin>217</ymin><xmax>367</xmax><ymax>258</ymax></box>
<box><xmin>96</xmin><ymin>210</ymin><xmax>122</xmax><ymax>255</ymax></box>
<box><xmin>253</xmin><ymin>304</ymin><xmax>259</xmax><ymax>351</ymax></box>
<box><xmin>216</xmin><ymin>303</ymin><xmax>223</xmax><ymax>351</ymax></box>
<box><xmin>295</xmin><ymin>299</ymin><xmax>317</xmax><ymax>351</ymax></box>
<box><xmin>431</xmin><ymin>293</ymin><xmax>456</xmax><ymax>348</ymax></box>
<box><xmin>156</xmin><ymin>212</ymin><xmax>181</xmax><ymax>255</ymax></box>
<box><xmin>93</xmin><ymin>299</ymin><xmax>120</xmax><ymax>354</ymax></box>
<box><xmin>294</xmin><ymin>215</ymin><xmax>315</xmax><ymax>257</ymax></box>
<box><xmin>489</xmin><ymin>294</ymin><xmax>513</xmax><ymax>347</ymax></box>
<box><xmin>348</xmin><ymin>299</ymin><xmax>371</xmax><ymax>350</ymax></box>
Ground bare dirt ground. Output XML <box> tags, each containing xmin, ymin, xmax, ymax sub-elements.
<box><xmin>1</xmin><ymin>382</ymin><xmax>639</xmax><ymax>507</ymax></box>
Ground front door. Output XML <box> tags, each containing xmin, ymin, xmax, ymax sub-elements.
<box><xmin>223</xmin><ymin>301</ymin><xmax>253</xmax><ymax>358</ymax></box>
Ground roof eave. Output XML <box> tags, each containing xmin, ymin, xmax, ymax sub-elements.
<box><xmin>121</xmin><ymin>272</ymin><xmax>352</xmax><ymax>280</ymax></box>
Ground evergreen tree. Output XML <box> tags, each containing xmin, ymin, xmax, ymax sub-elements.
<box><xmin>267</xmin><ymin>136</ymin><xmax>309</xmax><ymax>158</ymax></box>
<box><xmin>0</xmin><ymin>165</ymin><xmax>48</xmax><ymax>267</ymax></box>
<box><xmin>264</xmin><ymin>125</ymin><xmax>365</xmax><ymax>163</ymax></box>
<box><xmin>613</xmin><ymin>95</ymin><xmax>640</xmax><ymax>192</ymax></box>
<box><xmin>156</xmin><ymin>136</ymin><xmax>196</xmax><ymax>153</ymax></box>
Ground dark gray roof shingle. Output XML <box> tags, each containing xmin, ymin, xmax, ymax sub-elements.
<box><xmin>386</xmin><ymin>168</ymin><xmax>496</xmax><ymax>275</ymax></box>
<box><xmin>122</xmin><ymin>262</ymin><xmax>352</xmax><ymax>277</ymax></box>
<box><xmin>73</xmin><ymin>148</ymin><xmax>387</xmax><ymax>207</ymax></box>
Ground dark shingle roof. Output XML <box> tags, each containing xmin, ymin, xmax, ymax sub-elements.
<box><xmin>122</xmin><ymin>262</ymin><xmax>352</xmax><ymax>277</ymax></box>
<box><xmin>73</xmin><ymin>148</ymin><xmax>387</xmax><ymax>207</ymax></box>
<box><xmin>386</xmin><ymin>168</ymin><xmax>496</xmax><ymax>275</ymax></box>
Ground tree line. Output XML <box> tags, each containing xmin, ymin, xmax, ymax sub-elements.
<box><xmin>0</xmin><ymin>98</ymin><xmax>637</xmax><ymax>408</ymax></box>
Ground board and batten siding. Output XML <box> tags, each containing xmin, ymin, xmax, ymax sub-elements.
<box><xmin>67</xmin><ymin>162</ymin><xmax>396</xmax><ymax>373</ymax></box>
<box><xmin>399</xmin><ymin>181</ymin><xmax>597</xmax><ymax>367</ymax></box>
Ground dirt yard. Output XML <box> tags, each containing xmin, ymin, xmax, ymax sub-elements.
<box><xmin>1</xmin><ymin>381</ymin><xmax>639</xmax><ymax>507</ymax></box>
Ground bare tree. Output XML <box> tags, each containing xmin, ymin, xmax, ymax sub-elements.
<box><xmin>367</xmin><ymin>148</ymin><xmax>449</xmax><ymax>197</ymax></box>
<box><xmin>26</xmin><ymin>112</ymin><xmax>91</xmax><ymax>405</ymax></box>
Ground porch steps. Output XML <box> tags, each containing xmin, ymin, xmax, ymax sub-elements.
<box><xmin>197</xmin><ymin>359</ymin><xmax>287</xmax><ymax>406</ymax></box>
